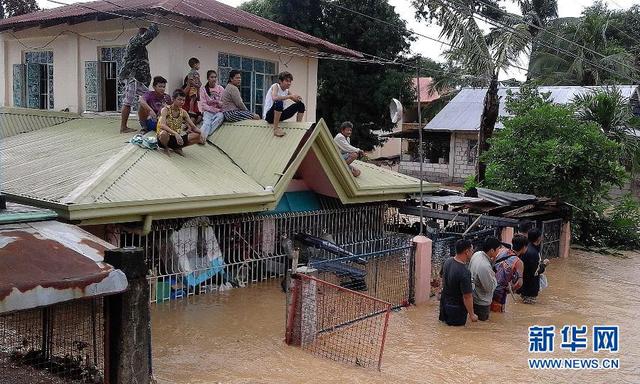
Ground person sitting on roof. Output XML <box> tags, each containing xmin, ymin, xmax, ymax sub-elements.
<box><xmin>198</xmin><ymin>69</ymin><xmax>225</xmax><ymax>144</ymax></box>
<box><xmin>156</xmin><ymin>89</ymin><xmax>202</xmax><ymax>156</ymax></box>
<box><xmin>220</xmin><ymin>70</ymin><xmax>260</xmax><ymax>123</ymax></box>
<box><xmin>138</xmin><ymin>76</ymin><xmax>171</xmax><ymax>133</ymax></box>
<box><xmin>118</xmin><ymin>23</ymin><xmax>159</xmax><ymax>134</ymax></box>
<box><xmin>333</xmin><ymin>121</ymin><xmax>364</xmax><ymax>177</ymax></box>
<box><xmin>263</xmin><ymin>71</ymin><xmax>305</xmax><ymax>137</ymax></box>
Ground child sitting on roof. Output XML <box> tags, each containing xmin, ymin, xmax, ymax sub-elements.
<box><xmin>263</xmin><ymin>71</ymin><xmax>305</xmax><ymax>137</ymax></box>
<box><xmin>156</xmin><ymin>89</ymin><xmax>202</xmax><ymax>157</ymax></box>
<box><xmin>333</xmin><ymin>121</ymin><xmax>364</xmax><ymax>177</ymax></box>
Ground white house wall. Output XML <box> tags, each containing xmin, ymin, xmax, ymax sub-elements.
<box><xmin>1</xmin><ymin>18</ymin><xmax>318</xmax><ymax>120</ymax></box>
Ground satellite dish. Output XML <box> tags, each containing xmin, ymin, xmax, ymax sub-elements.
<box><xmin>390</xmin><ymin>98</ymin><xmax>403</xmax><ymax>124</ymax></box>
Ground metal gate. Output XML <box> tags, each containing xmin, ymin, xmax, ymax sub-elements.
<box><xmin>541</xmin><ymin>219</ymin><xmax>562</xmax><ymax>259</ymax></box>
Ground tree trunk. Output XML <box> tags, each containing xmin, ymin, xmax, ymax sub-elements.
<box><xmin>476</xmin><ymin>74</ymin><xmax>500</xmax><ymax>183</ymax></box>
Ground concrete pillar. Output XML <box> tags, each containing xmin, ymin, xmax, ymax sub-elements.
<box><xmin>500</xmin><ymin>227</ymin><xmax>514</xmax><ymax>244</ymax></box>
<box><xmin>448</xmin><ymin>132</ymin><xmax>456</xmax><ymax>181</ymax></box>
<box><xmin>559</xmin><ymin>221</ymin><xmax>571</xmax><ymax>258</ymax></box>
<box><xmin>412</xmin><ymin>235</ymin><xmax>432</xmax><ymax>305</ymax></box>
<box><xmin>104</xmin><ymin>247</ymin><xmax>151</xmax><ymax>384</ymax></box>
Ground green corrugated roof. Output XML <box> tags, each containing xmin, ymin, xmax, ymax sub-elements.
<box><xmin>1</xmin><ymin>116</ymin><xmax>438</xmax><ymax>223</ymax></box>
<box><xmin>0</xmin><ymin>107</ymin><xmax>79</xmax><ymax>139</ymax></box>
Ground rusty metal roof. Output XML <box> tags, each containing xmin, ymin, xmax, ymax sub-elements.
<box><xmin>0</xmin><ymin>0</ymin><xmax>362</xmax><ymax>58</ymax></box>
<box><xmin>0</xmin><ymin>221</ymin><xmax>128</xmax><ymax>313</ymax></box>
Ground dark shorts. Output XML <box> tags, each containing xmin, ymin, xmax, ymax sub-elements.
<box><xmin>439</xmin><ymin>300</ymin><xmax>467</xmax><ymax>326</ymax></box>
<box><xmin>473</xmin><ymin>303</ymin><xmax>490</xmax><ymax>321</ymax></box>
<box><xmin>159</xmin><ymin>133</ymin><xmax>189</xmax><ymax>150</ymax></box>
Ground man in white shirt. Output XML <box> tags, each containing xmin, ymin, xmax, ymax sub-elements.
<box><xmin>468</xmin><ymin>237</ymin><xmax>501</xmax><ymax>321</ymax></box>
<box><xmin>263</xmin><ymin>71</ymin><xmax>305</xmax><ymax>137</ymax></box>
<box><xmin>333</xmin><ymin>121</ymin><xmax>364</xmax><ymax>177</ymax></box>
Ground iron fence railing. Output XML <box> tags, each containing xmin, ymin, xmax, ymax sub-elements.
<box><xmin>107</xmin><ymin>205</ymin><xmax>390</xmax><ymax>303</ymax></box>
<box><xmin>0</xmin><ymin>299</ymin><xmax>105</xmax><ymax>384</ymax></box>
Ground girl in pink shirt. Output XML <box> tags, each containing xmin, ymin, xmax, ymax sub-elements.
<box><xmin>198</xmin><ymin>70</ymin><xmax>225</xmax><ymax>144</ymax></box>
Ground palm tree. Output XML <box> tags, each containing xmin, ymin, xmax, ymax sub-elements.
<box><xmin>529</xmin><ymin>2</ymin><xmax>638</xmax><ymax>85</ymax></box>
<box><xmin>413</xmin><ymin>0</ymin><xmax>557</xmax><ymax>182</ymax></box>
<box><xmin>573</xmin><ymin>87</ymin><xmax>640</xmax><ymax>175</ymax></box>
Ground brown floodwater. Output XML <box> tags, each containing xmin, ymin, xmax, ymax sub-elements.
<box><xmin>151</xmin><ymin>249</ymin><xmax>640</xmax><ymax>383</ymax></box>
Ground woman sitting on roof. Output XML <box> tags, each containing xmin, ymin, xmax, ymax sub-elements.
<box><xmin>156</xmin><ymin>89</ymin><xmax>202</xmax><ymax>156</ymax></box>
<box><xmin>220</xmin><ymin>69</ymin><xmax>260</xmax><ymax>123</ymax></box>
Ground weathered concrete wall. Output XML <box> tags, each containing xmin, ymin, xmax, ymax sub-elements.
<box><xmin>104</xmin><ymin>248</ymin><xmax>150</xmax><ymax>384</ymax></box>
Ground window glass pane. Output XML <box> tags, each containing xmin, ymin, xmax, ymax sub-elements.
<box><xmin>218</xmin><ymin>53</ymin><xmax>228</xmax><ymax>67</ymax></box>
<box><xmin>101</xmin><ymin>47</ymin><xmax>112</xmax><ymax>61</ymax></box>
<box><xmin>242</xmin><ymin>58</ymin><xmax>253</xmax><ymax>71</ymax></box>
<box><xmin>254</xmin><ymin>60</ymin><xmax>264</xmax><ymax>73</ymax></box>
<box><xmin>255</xmin><ymin>89</ymin><xmax>263</xmax><ymax>104</ymax></box>
<box><xmin>265</xmin><ymin>61</ymin><xmax>276</xmax><ymax>74</ymax></box>
<box><xmin>229</xmin><ymin>55</ymin><xmax>241</xmax><ymax>69</ymax></box>
<box><xmin>255</xmin><ymin>74</ymin><xmax>264</xmax><ymax>90</ymax></box>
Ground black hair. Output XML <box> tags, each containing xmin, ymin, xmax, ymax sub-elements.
<box><xmin>528</xmin><ymin>228</ymin><xmax>543</xmax><ymax>243</ymax></box>
<box><xmin>278</xmin><ymin>71</ymin><xmax>293</xmax><ymax>82</ymax></box>
<box><xmin>481</xmin><ymin>236</ymin><xmax>502</xmax><ymax>252</ymax></box>
<box><xmin>172</xmin><ymin>89</ymin><xmax>186</xmax><ymax>99</ymax></box>
<box><xmin>228</xmin><ymin>69</ymin><xmax>242</xmax><ymax>83</ymax></box>
<box><xmin>455</xmin><ymin>239</ymin><xmax>473</xmax><ymax>254</ymax></box>
<box><xmin>152</xmin><ymin>75</ymin><xmax>167</xmax><ymax>87</ymax></box>
<box><xmin>340</xmin><ymin>121</ymin><xmax>354</xmax><ymax>131</ymax></box>
<box><xmin>188</xmin><ymin>57</ymin><xmax>200</xmax><ymax>68</ymax></box>
<box><xmin>205</xmin><ymin>70</ymin><xmax>218</xmax><ymax>96</ymax></box>
<box><xmin>518</xmin><ymin>220</ymin><xmax>534</xmax><ymax>234</ymax></box>
<box><xmin>512</xmin><ymin>234</ymin><xmax>528</xmax><ymax>252</ymax></box>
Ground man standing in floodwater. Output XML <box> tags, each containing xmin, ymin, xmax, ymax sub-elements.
<box><xmin>468</xmin><ymin>237</ymin><xmax>500</xmax><ymax>321</ymax></box>
<box><xmin>439</xmin><ymin>239</ymin><xmax>478</xmax><ymax>326</ymax></box>
<box><xmin>519</xmin><ymin>228</ymin><xmax>549</xmax><ymax>304</ymax></box>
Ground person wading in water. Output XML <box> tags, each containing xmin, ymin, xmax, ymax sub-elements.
<box><xmin>439</xmin><ymin>239</ymin><xmax>478</xmax><ymax>326</ymax></box>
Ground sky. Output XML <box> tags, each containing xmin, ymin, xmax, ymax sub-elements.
<box><xmin>37</xmin><ymin>0</ymin><xmax>638</xmax><ymax>80</ymax></box>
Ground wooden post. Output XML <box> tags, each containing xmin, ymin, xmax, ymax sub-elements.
<box><xmin>559</xmin><ymin>221</ymin><xmax>571</xmax><ymax>258</ymax></box>
<box><xmin>104</xmin><ymin>247</ymin><xmax>150</xmax><ymax>384</ymax></box>
<box><xmin>412</xmin><ymin>235</ymin><xmax>432</xmax><ymax>305</ymax></box>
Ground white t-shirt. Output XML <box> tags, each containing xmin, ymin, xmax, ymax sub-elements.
<box><xmin>263</xmin><ymin>83</ymin><xmax>289</xmax><ymax>119</ymax></box>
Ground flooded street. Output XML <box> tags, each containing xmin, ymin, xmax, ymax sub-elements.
<box><xmin>151</xmin><ymin>249</ymin><xmax>640</xmax><ymax>383</ymax></box>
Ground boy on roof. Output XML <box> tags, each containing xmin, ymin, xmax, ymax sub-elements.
<box><xmin>138</xmin><ymin>76</ymin><xmax>171</xmax><ymax>133</ymax></box>
<box><xmin>333</xmin><ymin>121</ymin><xmax>364</xmax><ymax>177</ymax></box>
<box><xmin>263</xmin><ymin>71</ymin><xmax>305</xmax><ymax>137</ymax></box>
<box><xmin>156</xmin><ymin>89</ymin><xmax>202</xmax><ymax>156</ymax></box>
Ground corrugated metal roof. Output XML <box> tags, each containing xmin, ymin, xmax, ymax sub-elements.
<box><xmin>1</xmin><ymin>117</ymin><xmax>435</xmax><ymax>222</ymax></box>
<box><xmin>426</xmin><ymin>85</ymin><xmax>640</xmax><ymax>131</ymax></box>
<box><xmin>354</xmin><ymin>161</ymin><xmax>422</xmax><ymax>190</ymax></box>
<box><xmin>0</xmin><ymin>220</ymin><xmax>127</xmax><ymax>313</ymax></box>
<box><xmin>475</xmin><ymin>187</ymin><xmax>537</xmax><ymax>206</ymax></box>
<box><xmin>211</xmin><ymin>121</ymin><xmax>311</xmax><ymax>188</ymax></box>
<box><xmin>0</xmin><ymin>202</ymin><xmax>58</xmax><ymax>224</ymax></box>
<box><xmin>0</xmin><ymin>107</ymin><xmax>79</xmax><ymax>139</ymax></box>
<box><xmin>1</xmin><ymin>118</ymin><xmax>130</xmax><ymax>203</ymax></box>
<box><xmin>0</xmin><ymin>0</ymin><xmax>361</xmax><ymax>58</ymax></box>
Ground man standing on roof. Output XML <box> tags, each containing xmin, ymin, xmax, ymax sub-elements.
<box><xmin>333</xmin><ymin>121</ymin><xmax>364</xmax><ymax>177</ymax></box>
<box><xmin>119</xmin><ymin>23</ymin><xmax>159</xmax><ymax>134</ymax></box>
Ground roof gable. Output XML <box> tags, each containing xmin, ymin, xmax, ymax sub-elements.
<box><xmin>0</xmin><ymin>0</ymin><xmax>361</xmax><ymax>58</ymax></box>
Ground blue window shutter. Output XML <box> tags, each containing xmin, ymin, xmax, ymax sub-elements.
<box><xmin>25</xmin><ymin>63</ymin><xmax>41</xmax><ymax>109</ymax></box>
<box><xmin>84</xmin><ymin>61</ymin><xmax>101</xmax><ymax>112</ymax></box>
<box><xmin>12</xmin><ymin>64</ymin><xmax>26</xmax><ymax>108</ymax></box>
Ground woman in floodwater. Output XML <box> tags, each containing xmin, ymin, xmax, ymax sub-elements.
<box><xmin>491</xmin><ymin>234</ymin><xmax>526</xmax><ymax>312</ymax></box>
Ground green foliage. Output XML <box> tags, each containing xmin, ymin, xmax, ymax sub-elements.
<box><xmin>463</xmin><ymin>175</ymin><xmax>480</xmax><ymax>192</ymax></box>
<box><xmin>240</xmin><ymin>0</ymin><xmax>416</xmax><ymax>151</ymax></box>
<box><xmin>573</xmin><ymin>195</ymin><xmax>640</xmax><ymax>249</ymax></box>
<box><xmin>1</xmin><ymin>0</ymin><xmax>38</xmax><ymax>19</ymax></box>
<box><xmin>572</xmin><ymin>87</ymin><xmax>640</xmax><ymax>174</ymax></box>
<box><xmin>483</xmin><ymin>85</ymin><xmax>627</xmax><ymax>233</ymax></box>
<box><xmin>528</xmin><ymin>1</ymin><xmax>640</xmax><ymax>85</ymax></box>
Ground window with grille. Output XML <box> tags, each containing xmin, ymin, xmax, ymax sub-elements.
<box><xmin>218</xmin><ymin>53</ymin><xmax>278</xmax><ymax>117</ymax></box>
